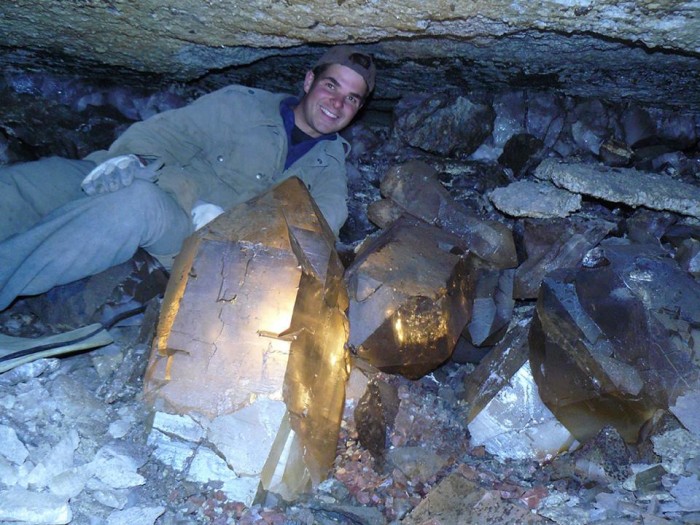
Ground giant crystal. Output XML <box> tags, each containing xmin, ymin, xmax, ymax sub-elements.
<box><xmin>345</xmin><ymin>216</ymin><xmax>473</xmax><ymax>379</ymax></box>
<box><xmin>530</xmin><ymin>239</ymin><xmax>700</xmax><ymax>443</ymax></box>
<box><xmin>143</xmin><ymin>177</ymin><xmax>350</xmax><ymax>504</ymax></box>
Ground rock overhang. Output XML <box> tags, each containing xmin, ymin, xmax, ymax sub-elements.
<box><xmin>1</xmin><ymin>1</ymin><xmax>699</xmax><ymax>111</ymax></box>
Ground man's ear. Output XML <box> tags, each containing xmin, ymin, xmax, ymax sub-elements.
<box><xmin>303</xmin><ymin>70</ymin><xmax>315</xmax><ymax>94</ymax></box>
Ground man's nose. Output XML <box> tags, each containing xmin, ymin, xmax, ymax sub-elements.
<box><xmin>330</xmin><ymin>95</ymin><xmax>344</xmax><ymax>109</ymax></box>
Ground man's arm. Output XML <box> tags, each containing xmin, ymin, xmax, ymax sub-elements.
<box><xmin>83</xmin><ymin>86</ymin><xmax>267</xmax><ymax>214</ymax></box>
<box><xmin>85</xmin><ymin>98</ymin><xmax>211</xmax><ymax>166</ymax></box>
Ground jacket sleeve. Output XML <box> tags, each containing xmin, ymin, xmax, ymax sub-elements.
<box><xmin>86</xmin><ymin>91</ymin><xmax>224</xmax><ymax>166</ymax></box>
<box><xmin>84</xmin><ymin>87</ymin><xmax>268</xmax><ymax>214</ymax></box>
<box><xmin>295</xmin><ymin>138</ymin><xmax>349</xmax><ymax>237</ymax></box>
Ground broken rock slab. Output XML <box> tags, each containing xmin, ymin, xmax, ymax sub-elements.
<box><xmin>489</xmin><ymin>180</ymin><xmax>582</xmax><ymax>219</ymax></box>
<box><xmin>530</xmin><ymin>239</ymin><xmax>700</xmax><ymax>443</ymax></box>
<box><xmin>345</xmin><ymin>216</ymin><xmax>473</xmax><ymax>379</ymax></box>
<box><xmin>143</xmin><ymin>177</ymin><xmax>350</xmax><ymax>505</ymax></box>
<box><xmin>465</xmin><ymin>318</ymin><xmax>576</xmax><ymax>461</ymax></box>
<box><xmin>535</xmin><ymin>157</ymin><xmax>700</xmax><ymax>219</ymax></box>
<box><xmin>380</xmin><ymin>160</ymin><xmax>517</xmax><ymax>269</ymax></box>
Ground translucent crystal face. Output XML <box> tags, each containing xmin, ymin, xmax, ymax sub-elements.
<box><xmin>144</xmin><ymin>178</ymin><xmax>349</xmax><ymax>504</ymax></box>
<box><xmin>345</xmin><ymin>216</ymin><xmax>473</xmax><ymax>379</ymax></box>
<box><xmin>530</xmin><ymin>243</ymin><xmax>700</xmax><ymax>443</ymax></box>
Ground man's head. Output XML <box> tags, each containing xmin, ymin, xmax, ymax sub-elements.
<box><xmin>313</xmin><ymin>46</ymin><xmax>376</xmax><ymax>94</ymax></box>
<box><xmin>293</xmin><ymin>46</ymin><xmax>376</xmax><ymax>138</ymax></box>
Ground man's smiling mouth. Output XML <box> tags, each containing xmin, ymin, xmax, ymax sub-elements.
<box><xmin>320</xmin><ymin>106</ymin><xmax>339</xmax><ymax>119</ymax></box>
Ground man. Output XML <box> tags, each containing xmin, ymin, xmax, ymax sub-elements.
<box><xmin>0</xmin><ymin>46</ymin><xmax>376</xmax><ymax>312</ymax></box>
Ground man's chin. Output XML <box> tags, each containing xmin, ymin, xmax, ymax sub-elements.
<box><xmin>314</xmin><ymin>115</ymin><xmax>347</xmax><ymax>135</ymax></box>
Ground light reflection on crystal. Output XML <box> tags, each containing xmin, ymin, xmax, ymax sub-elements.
<box><xmin>346</xmin><ymin>216</ymin><xmax>472</xmax><ymax>379</ymax></box>
<box><xmin>143</xmin><ymin>177</ymin><xmax>349</xmax><ymax>504</ymax></box>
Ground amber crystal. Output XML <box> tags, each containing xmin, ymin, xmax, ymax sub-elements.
<box><xmin>143</xmin><ymin>177</ymin><xmax>349</xmax><ymax>503</ymax></box>
<box><xmin>530</xmin><ymin>241</ymin><xmax>700</xmax><ymax>442</ymax></box>
<box><xmin>380</xmin><ymin>160</ymin><xmax>517</xmax><ymax>269</ymax></box>
<box><xmin>345</xmin><ymin>216</ymin><xmax>472</xmax><ymax>379</ymax></box>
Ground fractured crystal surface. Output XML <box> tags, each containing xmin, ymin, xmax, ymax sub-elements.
<box><xmin>143</xmin><ymin>177</ymin><xmax>349</xmax><ymax>504</ymax></box>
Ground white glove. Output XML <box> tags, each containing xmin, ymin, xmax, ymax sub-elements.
<box><xmin>81</xmin><ymin>154</ymin><xmax>160</xmax><ymax>196</ymax></box>
<box><xmin>191</xmin><ymin>201</ymin><xmax>225</xmax><ymax>230</ymax></box>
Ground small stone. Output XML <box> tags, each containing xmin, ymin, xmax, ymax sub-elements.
<box><xmin>106</xmin><ymin>505</ymin><xmax>165</xmax><ymax>525</ymax></box>
<box><xmin>0</xmin><ymin>487</ymin><xmax>71</xmax><ymax>524</ymax></box>
<box><xmin>0</xmin><ymin>424</ymin><xmax>29</xmax><ymax>465</ymax></box>
<box><xmin>629</xmin><ymin>464</ymin><xmax>666</xmax><ymax>493</ymax></box>
<box><xmin>89</xmin><ymin>444</ymin><xmax>146</xmax><ymax>489</ymax></box>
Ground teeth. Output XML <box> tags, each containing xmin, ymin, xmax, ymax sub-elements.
<box><xmin>321</xmin><ymin>106</ymin><xmax>338</xmax><ymax>119</ymax></box>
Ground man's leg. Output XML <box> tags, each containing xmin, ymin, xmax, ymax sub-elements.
<box><xmin>0</xmin><ymin>157</ymin><xmax>95</xmax><ymax>241</ymax></box>
<box><xmin>0</xmin><ymin>180</ymin><xmax>193</xmax><ymax>311</ymax></box>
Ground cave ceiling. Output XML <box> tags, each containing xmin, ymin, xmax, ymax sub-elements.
<box><xmin>1</xmin><ymin>1</ymin><xmax>699</xmax><ymax>112</ymax></box>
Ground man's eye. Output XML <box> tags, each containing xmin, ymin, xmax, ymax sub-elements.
<box><xmin>347</xmin><ymin>96</ymin><xmax>359</xmax><ymax>107</ymax></box>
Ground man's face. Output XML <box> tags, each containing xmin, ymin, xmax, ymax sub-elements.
<box><xmin>293</xmin><ymin>64</ymin><xmax>368</xmax><ymax>137</ymax></box>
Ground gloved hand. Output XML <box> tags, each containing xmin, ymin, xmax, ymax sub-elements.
<box><xmin>191</xmin><ymin>201</ymin><xmax>225</xmax><ymax>230</ymax></box>
<box><xmin>81</xmin><ymin>154</ymin><xmax>161</xmax><ymax>196</ymax></box>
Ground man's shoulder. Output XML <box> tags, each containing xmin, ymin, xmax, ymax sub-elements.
<box><xmin>190</xmin><ymin>85</ymin><xmax>290</xmax><ymax>122</ymax></box>
<box><xmin>200</xmin><ymin>84</ymin><xmax>289</xmax><ymax>104</ymax></box>
<box><xmin>326</xmin><ymin>134</ymin><xmax>351</xmax><ymax>160</ymax></box>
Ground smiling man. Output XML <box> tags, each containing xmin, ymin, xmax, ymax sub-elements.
<box><xmin>0</xmin><ymin>46</ymin><xmax>376</xmax><ymax>311</ymax></box>
<box><xmin>295</xmin><ymin>48</ymin><xmax>374</xmax><ymax>137</ymax></box>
